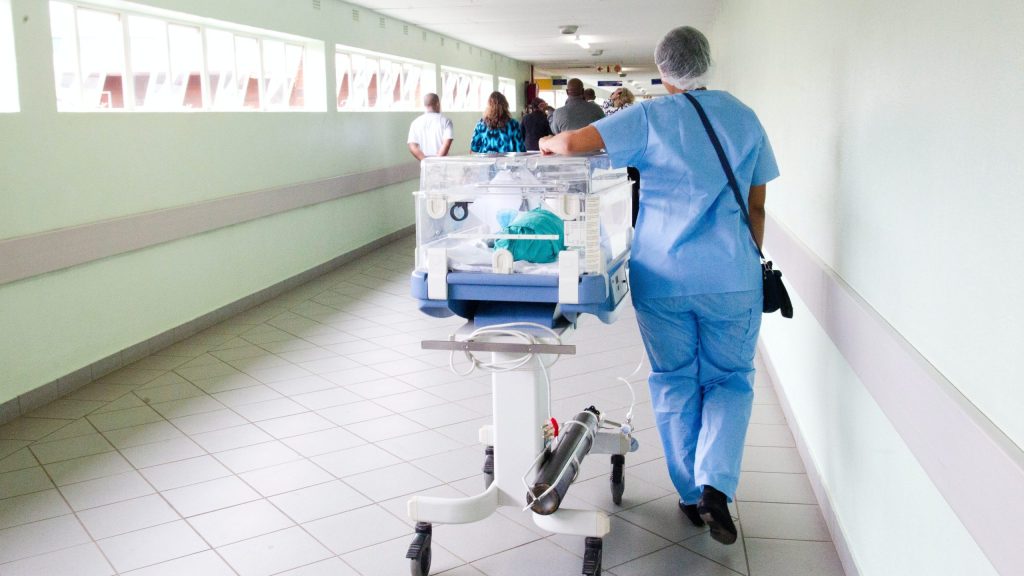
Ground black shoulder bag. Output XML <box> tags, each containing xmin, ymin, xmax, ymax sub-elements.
<box><xmin>684</xmin><ymin>93</ymin><xmax>793</xmax><ymax>318</ymax></box>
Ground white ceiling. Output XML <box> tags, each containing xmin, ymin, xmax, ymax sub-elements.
<box><xmin>346</xmin><ymin>0</ymin><xmax>721</xmax><ymax>96</ymax></box>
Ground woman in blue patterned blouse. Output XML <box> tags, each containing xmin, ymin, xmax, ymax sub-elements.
<box><xmin>470</xmin><ymin>92</ymin><xmax>526</xmax><ymax>153</ymax></box>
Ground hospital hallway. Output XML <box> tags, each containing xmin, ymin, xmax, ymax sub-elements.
<box><xmin>1</xmin><ymin>0</ymin><xmax>1022</xmax><ymax>575</ymax></box>
<box><xmin>0</xmin><ymin>237</ymin><xmax>842</xmax><ymax>576</ymax></box>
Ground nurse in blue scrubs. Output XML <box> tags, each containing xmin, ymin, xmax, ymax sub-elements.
<box><xmin>540</xmin><ymin>26</ymin><xmax>779</xmax><ymax>545</ymax></box>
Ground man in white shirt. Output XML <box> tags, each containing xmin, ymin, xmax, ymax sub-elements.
<box><xmin>407</xmin><ymin>93</ymin><xmax>454</xmax><ymax>160</ymax></box>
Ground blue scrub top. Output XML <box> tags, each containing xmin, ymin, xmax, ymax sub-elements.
<box><xmin>594</xmin><ymin>90</ymin><xmax>779</xmax><ymax>299</ymax></box>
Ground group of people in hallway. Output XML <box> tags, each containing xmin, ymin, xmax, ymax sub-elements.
<box><xmin>406</xmin><ymin>78</ymin><xmax>638</xmax><ymax>158</ymax></box>
<box><xmin>405</xmin><ymin>25</ymin><xmax>778</xmax><ymax>548</ymax></box>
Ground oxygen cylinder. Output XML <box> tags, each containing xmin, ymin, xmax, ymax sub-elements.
<box><xmin>528</xmin><ymin>406</ymin><xmax>601</xmax><ymax>515</ymax></box>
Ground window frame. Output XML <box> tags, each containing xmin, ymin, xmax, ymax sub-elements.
<box><xmin>439</xmin><ymin>65</ymin><xmax>493</xmax><ymax>113</ymax></box>
<box><xmin>334</xmin><ymin>43</ymin><xmax>435</xmax><ymax>112</ymax></box>
<box><xmin>0</xmin><ymin>0</ymin><xmax>15</xmax><ymax>112</ymax></box>
<box><xmin>49</xmin><ymin>0</ymin><xmax>324</xmax><ymax>113</ymax></box>
<box><xmin>497</xmin><ymin>76</ymin><xmax>517</xmax><ymax>113</ymax></box>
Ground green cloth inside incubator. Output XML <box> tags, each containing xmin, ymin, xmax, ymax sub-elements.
<box><xmin>493</xmin><ymin>208</ymin><xmax>566</xmax><ymax>264</ymax></box>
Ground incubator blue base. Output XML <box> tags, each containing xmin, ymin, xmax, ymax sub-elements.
<box><xmin>410</xmin><ymin>257</ymin><xmax>630</xmax><ymax>327</ymax></box>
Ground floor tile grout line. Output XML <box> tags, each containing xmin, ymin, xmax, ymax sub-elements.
<box><xmin>77</xmin><ymin>396</ymin><xmax>242</xmax><ymax>576</ymax></box>
<box><xmin>2</xmin><ymin>420</ymin><xmax>126</xmax><ymax>573</ymax></box>
<box><xmin>600</xmin><ymin>538</ymin><xmax>746</xmax><ymax>576</ymax></box>
<box><xmin>0</xmin><ymin>417</ymin><xmax>79</xmax><ymax>443</ymax></box>
<box><xmin>670</xmin><ymin>534</ymin><xmax>751</xmax><ymax>576</ymax></box>
<box><xmin>332</xmin><ymin>504</ymin><xmax>477</xmax><ymax>568</ymax></box>
<box><xmin>742</xmin><ymin>534</ymin><xmax>835</xmax><ymax>543</ymax></box>
<box><xmin>739</xmin><ymin>509</ymin><xmax>753</xmax><ymax>576</ymax></box>
<box><xmin>736</xmin><ymin>498</ymin><xmax>818</xmax><ymax>507</ymax></box>
<box><xmin>26</xmin><ymin>340</ymin><xmax>286</xmax><ymax>573</ymax></box>
<box><xmin>84</xmin><ymin>321</ymin><xmax>347</xmax><ymax>574</ymax></box>
<box><xmin>598</xmin><ymin>510</ymin><xmax>709</xmax><ymax>567</ymax></box>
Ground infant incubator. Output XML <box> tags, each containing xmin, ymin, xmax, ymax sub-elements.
<box><xmin>406</xmin><ymin>153</ymin><xmax>637</xmax><ymax>576</ymax></box>
<box><xmin>410</xmin><ymin>153</ymin><xmax>633</xmax><ymax>326</ymax></box>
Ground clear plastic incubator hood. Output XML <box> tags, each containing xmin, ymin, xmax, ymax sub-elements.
<box><xmin>410</xmin><ymin>153</ymin><xmax>633</xmax><ymax>326</ymax></box>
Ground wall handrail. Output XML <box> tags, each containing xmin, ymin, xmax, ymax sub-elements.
<box><xmin>0</xmin><ymin>161</ymin><xmax>420</xmax><ymax>286</ymax></box>
<box><xmin>765</xmin><ymin>214</ymin><xmax>1024</xmax><ymax>575</ymax></box>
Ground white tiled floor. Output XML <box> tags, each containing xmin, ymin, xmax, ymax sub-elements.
<box><xmin>0</xmin><ymin>237</ymin><xmax>845</xmax><ymax>576</ymax></box>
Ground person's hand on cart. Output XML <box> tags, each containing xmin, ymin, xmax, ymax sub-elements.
<box><xmin>538</xmin><ymin>125</ymin><xmax>605</xmax><ymax>156</ymax></box>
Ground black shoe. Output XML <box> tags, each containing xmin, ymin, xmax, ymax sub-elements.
<box><xmin>697</xmin><ymin>485</ymin><xmax>737</xmax><ymax>545</ymax></box>
<box><xmin>678</xmin><ymin>500</ymin><xmax>705</xmax><ymax>527</ymax></box>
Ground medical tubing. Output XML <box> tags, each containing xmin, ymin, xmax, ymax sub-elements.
<box><xmin>615</xmin><ymin>354</ymin><xmax>645</xmax><ymax>428</ymax></box>
<box><xmin>446</xmin><ymin>321</ymin><xmax>561</xmax><ymax>422</ymax></box>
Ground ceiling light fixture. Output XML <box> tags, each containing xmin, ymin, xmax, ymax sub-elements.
<box><xmin>574</xmin><ymin>35</ymin><xmax>590</xmax><ymax>50</ymax></box>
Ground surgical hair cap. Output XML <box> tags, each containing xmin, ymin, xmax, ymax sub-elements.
<box><xmin>654</xmin><ymin>26</ymin><xmax>711</xmax><ymax>90</ymax></box>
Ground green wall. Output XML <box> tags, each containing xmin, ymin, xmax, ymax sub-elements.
<box><xmin>0</xmin><ymin>0</ymin><xmax>530</xmax><ymax>403</ymax></box>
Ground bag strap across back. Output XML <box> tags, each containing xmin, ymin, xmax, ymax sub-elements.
<box><xmin>683</xmin><ymin>92</ymin><xmax>766</xmax><ymax>261</ymax></box>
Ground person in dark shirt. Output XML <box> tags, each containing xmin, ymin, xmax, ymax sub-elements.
<box><xmin>550</xmin><ymin>78</ymin><xmax>605</xmax><ymax>134</ymax></box>
<box><xmin>521</xmin><ymin>97</ymin><xmax>554</xmax><ymax>151</ymax></box>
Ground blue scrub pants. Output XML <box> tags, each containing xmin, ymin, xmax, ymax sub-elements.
<box><xmin>634</xmin><ymin>289</ymin><xmax>762</xmax><ymax>504</ymax></box>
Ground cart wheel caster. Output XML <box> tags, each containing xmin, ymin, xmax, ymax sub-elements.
<box><xmin>483</xmin><ymin>446</ymin><xmax>494</xmax><ymax>489</ymax></box>
<box><xmin>406</xmin><ymin>522</ymin><xmax>432</xmax><ymax>576</ymax></box>
<box><xmin>582</xmin><ymin>536</ymin><xmax>603</xmax><ymax>576</ymax></box>
<box><xmin>610</xmin><ymin>454</ymin><xmax>625</xmax><ymax>505</ymax></box>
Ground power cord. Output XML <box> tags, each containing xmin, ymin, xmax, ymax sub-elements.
<box><xmin>446</xmin><ymin>321</ymin><xmax>563</xmax><ymax>376</ymax></box>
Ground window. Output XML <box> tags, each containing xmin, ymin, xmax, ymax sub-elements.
<box><xmin>335</xmin><ymin>45</ymin><xmax>435</xmax><ymax>111</ymax></box>
<box><xmin>50</xmin><ymin>3</ymin><xmax>126</xmax><ymax>110</ymax></box>
<box><xmin>128</xmin><ymin>16</ymin><xmax>204</xmax><ymax>110</ymax></box>
<box><xmin>440</xmin><ymin>66</ymin><xmax>492</xmax><ymax>113</ymax></box>
<box><xmin>204</xmin><ymin>29</ymin><xmax>263</xmax><ymax>110</ymax></box>
<box><xmin>262</xmin><ymin>39</ymin><xmax>305</xmax><ymax>109</ymax></box>
<box><xmin>497</xmin><ymin>76</ymin><xmax>517</xmax><ymax>112</ymax></box>
<box><xmin>537</xmin><ymin>89</ymin><xmax>569</xmax><ymax>109</ymax></box>
<box><xmin>49</xmin><ymin>0</ymin><xmax>324</xmax><ymax>112</ymax></box>
<box><xmin>1</xmin><ymin>0</ymin><xmax>18</xmax><ymax>111</ymax></box>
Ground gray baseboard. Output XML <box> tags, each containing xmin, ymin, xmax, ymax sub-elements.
<box><xmin>3</xmin><ymin>225</ymin><xmax>413</xmax><ymax>425</ymax></box>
